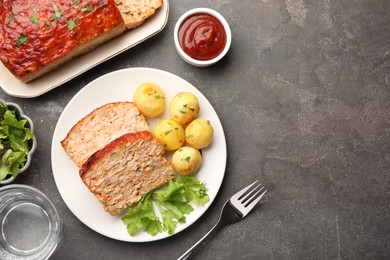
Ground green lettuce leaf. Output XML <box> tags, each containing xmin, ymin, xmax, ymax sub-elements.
<box><xmin>121</xmin><ymin>194</ymin><xmax>162</xmax><ymax>236</ymax></box>
<box><xmin>178</xmin><ymin>176</ymin><xmax>210</xmax><ymax>205</ymax></box>
<box><xmin>122</xmin><ymin>176</ymin><xmax>209</xmax><ymax>236</ymax></box>
<box><xmin>2</xmin><ymin>110</ymin><xmax>33</xmax><ymax>153</ymax></box>
<box><xmin>0</xmin><ymin>104</ymin><xmax>33</xmax><ymax>181</ymax></box>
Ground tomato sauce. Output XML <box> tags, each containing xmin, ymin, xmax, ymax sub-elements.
<box><xmin>178</xmin><ymin>13</ymin><xmax>227</xmax><ymax>61</ymax></box>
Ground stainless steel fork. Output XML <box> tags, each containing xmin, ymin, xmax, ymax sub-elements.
<box><xmin>177</xmin><ymin>180</ymin><xmax>267</xmax><ymax>260</ymax></box>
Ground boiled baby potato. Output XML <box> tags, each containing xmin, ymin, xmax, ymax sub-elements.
<box><xmin>154</xmin><ymin>119</ymin><xmax>185</xmax><ymax>151</ymax></box>
<box><xmin>169</xmin><ymin>92</ymin><xmax>200</xmax><ymax>125</ymax></box>
<box><xmin>185</xmin><ymin>118</ymin><xmax>214</xmax><ymax>149</ymax></box>
<box><xmin>172</xmin><ymin>146</ymin><xmax>202</xmax><ymax>176</ymax></box>
<box><xmin>134</xmin><ymin>83</ymin><xmax>166</xmax><ymax>117</ymax></box>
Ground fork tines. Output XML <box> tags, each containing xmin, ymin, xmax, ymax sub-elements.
<box><xmin>240</xmin><ymin>181</ymin><xmax>265</xmax><ymax>206</ymax></box>
<box><xmin>231</xmin><ymin>180</ymin><xmax>267</xmax><ymax>217</ymax></box>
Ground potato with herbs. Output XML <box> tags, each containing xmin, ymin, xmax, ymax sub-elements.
<box><xmin>134</xmin><ymin>83</ymin><xmax>166</xmax><ymax>117</ymax></box>
<box><xmin>185</xmin><ymin>118</ymin><xmax>214</xmax><ymax>149</ymax></box>
<box><xmin>169</xmin><ymin>92</ymin><xmax>200</xmax><ymax>125</ymax></box>
<box><xmin>172</xmin><ymin>146</ymin><xmax>202</xmax><ymax>176</ymax></box>
<box><xmin>154</xmin><ymin>119</ymin><xmax>185</xmax><ymax>151</ymax></box>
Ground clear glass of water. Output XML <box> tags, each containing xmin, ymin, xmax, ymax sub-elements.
<box><xmin>0</xmin><ymin>185</ymin><xmax>61</xmax><ymax>260</ymax></box>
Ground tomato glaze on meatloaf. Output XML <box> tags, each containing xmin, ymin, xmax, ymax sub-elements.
<box><xmin>0</xmin><ymin>0</ymin><xmax>125</xmax><ymax>82</ymax></box>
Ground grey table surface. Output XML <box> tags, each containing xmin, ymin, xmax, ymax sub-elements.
<box><xmin>1</xmin><ymin>0</ymin><xmax>390</xmax><ymax>259</ymax></box>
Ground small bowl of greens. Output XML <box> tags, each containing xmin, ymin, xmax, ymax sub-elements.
<box><xmin>0</xmin><ymin>99</ymin><xmax>37</xmax><ymax>185</ymax></box>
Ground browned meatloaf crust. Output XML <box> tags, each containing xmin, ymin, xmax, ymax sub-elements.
<box><xmin>61</xmin><ymin>101</ymin><xmax>150</xmax><ymax>168</ymax></box>
<box><xmin>0</xmin><ymin>0</ymin><xmax>125</xmax><ymax>82</ymax></box>
<box><xmin>80</xmin><ymin>131</ymin><xmax>175</xmax><ymax>216</ymax></box>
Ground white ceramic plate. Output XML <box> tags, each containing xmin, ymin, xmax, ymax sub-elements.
<box><xmin>51</xmin><ymin>68</ymin><xmax>227</xmax><ymax>242</ymax></box>
<box><xmin>0</xmin><ymin>1</ymin><xmax>169</xmax><ymax>98</ymax></box>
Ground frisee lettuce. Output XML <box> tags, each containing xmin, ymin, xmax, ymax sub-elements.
<box><xmin>121</xmin><ymin>176</ymin><xmax>210</xmax><ymax>236</ymax></box>
<box><xmin>0</xmin><ymin>103</ymin><xmax>33</xmax><ymax>181</ymax></box>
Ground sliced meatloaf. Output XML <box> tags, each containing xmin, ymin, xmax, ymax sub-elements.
<box><xmin>61</xmin><ymin>101</ymin><xmax>150</xmax><ymax>167</ymax></box>
<box><xmin>115</xmin><ymin>0</ymin><xmax>163</xmax><ymax>29</ymax></box>
<box><xmin>80</xmin><ymin>131</ymin><xmax>175</xmax><ymax>216</ymax></box>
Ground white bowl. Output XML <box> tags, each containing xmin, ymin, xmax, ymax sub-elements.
<box><xmin>0</xmin><ymin>99</ymin><xmax>37</xmax><ymax>185</ymax></box>
<box><xmin>0</xmin><ymin>185</ymin><xmax>61</xmax><ymax>259</ymax></box>
<box><xmin>174</xmin><ymin>8</ymin><xmax>232</xmax><ymax>67</ymax></box>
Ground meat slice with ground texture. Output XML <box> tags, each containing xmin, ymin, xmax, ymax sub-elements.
<box><xmin>61</xmin><ymin>102</ymin><xmax>150</xmax><ymax>168</ymax></box>
<box><xmin>80</xmin><ymin>131</ymin><xmax>175</xmax><ymax>216</ymax></box>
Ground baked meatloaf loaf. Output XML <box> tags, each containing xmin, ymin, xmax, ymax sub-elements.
<box><xmin>80</xmin><ymin>131</ymin><xmax>175</xmax><ymax>216</ymax></box>
<box><xmin>61</xmin><ymin>101</ymin><xmax>150</xmax><ymax>168</ymax></box>
<box><xmin>0</xmin><ymin>0</ymin><xmax>125</xmax><ymax>82</ymax></box>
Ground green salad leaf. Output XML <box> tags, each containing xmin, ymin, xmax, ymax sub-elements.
<box><xmin>121</xmin><ymin>176</ymin><xmax>210</xmax><ymax>236</ymax></box>
<box><xmin>121</xmin><ymin>193</ymin><xmax>162</xmax><ymax>236</ymax></box>
<box><xmin>0</xmin><ymin>103</ymin><xmax>33</xmax><ymax>181</ymax></box>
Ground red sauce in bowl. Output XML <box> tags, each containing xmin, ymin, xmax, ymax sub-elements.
<box><xmin>178</xmin><ymin>13</ymin><xmax>227</xmax><ymax>61</ymax></box>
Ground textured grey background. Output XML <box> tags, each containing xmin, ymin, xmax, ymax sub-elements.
<box><xmin>1</xmin><ymin>0</ymin><xmax>389</xmax><ymax>259</ymax></box>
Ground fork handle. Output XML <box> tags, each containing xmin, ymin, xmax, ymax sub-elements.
<box><xmin>177</xmin><ymin>220</ymin><xmax>224</xmax><ymax>260</ymax></box>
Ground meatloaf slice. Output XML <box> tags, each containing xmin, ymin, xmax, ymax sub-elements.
<box><xmin>114</xmin><ymin>0</ymin><xmax>163</xmax><ymax>29</ymax></box>
<box><xmin>61</xmin><ymin>102</ymin><xmax>150</xmax><ymax>168</ymax></box>
<box><xmin>80</xmin><ymin>131</ymin><xmax>175</xmax><ymax>216</ymax></box>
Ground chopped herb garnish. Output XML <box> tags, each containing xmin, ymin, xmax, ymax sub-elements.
<box><xmin>184</xmin><ymin>156</ymin><xmax>191</xmax><ymax>162</ymax></box>
<box><xmin>183</xmin><ymin>104</ymin><xmax>195</xmax><ymax>112</ymax></box>
<box><xmin>81</xmin><ymin>6</ymin><xmax>92</xmax><ymax>12</ymax></box>
<box><xmin>17</xmin><ymin>33</ymin><xmax>28</xmax><ymax>47</ymax></box>
<box><xmin>30</xmin><ymin>16</ymin><xmax>38</xmax><ymax>24</ymax></box>
<box><xmin>52</xmin><ymin>3</ymin><xmax>62</xmax><ymax>21</ymax></box>
<box><xmin>73</xmin><ymin>0</ymin><xmax>80</xmax><ymax>9</ymax></box>
<box><xmin>46</xmin><ymin>20</ymin><xmax>52</xmax><ymax>27</ymax></box>
<box><xmin>164</xmin><ymin>130</ymin><xmax>172</xmax><ymax>135</ymax></box>
<box><xmin>29</xmin><ymin>9</ymin><xmax>39</xmax><ymax>25</ymax></box>
<box><xmin>6</xmin><ymin>12</ymin><xmax>15</xmax><ymax>24</ymax></box>
<box><xmin>147</xmin><ymin>90</ymin><xmax>163</xmax><ymax>99</ymax></box>
<box><xmin>179</xmin><ymin>110</ymin><xmax>186</xmax><ymax>114</ymax></box>
<box><xmin>66</xmin><ymin>20</ymin><xmax>76</xmax><ymax>30</ymax></box>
